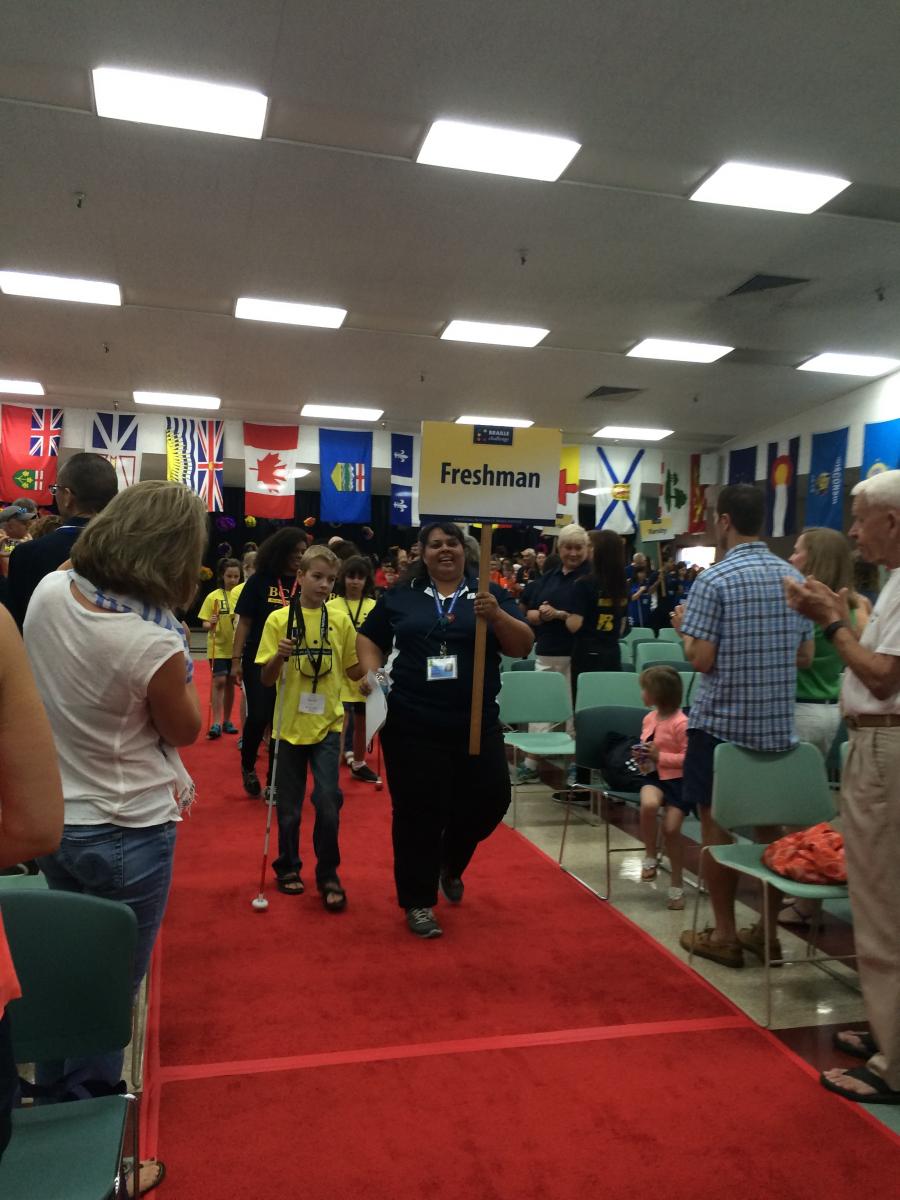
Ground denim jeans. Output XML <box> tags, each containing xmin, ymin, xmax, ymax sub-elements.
<box><xmin>35</xmin><ymin>821</ymin><xmax>177</xmax><ymax>1094</ymax></box>
<box><xmin>272</xmin><ymin>733</ymin><xmax>343</xmax><ymax>886</ymax></box>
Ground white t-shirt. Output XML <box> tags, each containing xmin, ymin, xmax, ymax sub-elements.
<box><xmin>841</xmin><ymin>568</ymin><xmax>900</xmax><ymax>716</ymax></box>
<box><xmin>24</xmin><ymin>571</ymin><xmax>186</xmax><ymax>826</ymax></box>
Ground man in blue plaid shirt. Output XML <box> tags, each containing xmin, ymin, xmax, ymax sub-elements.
<box><xmin>672</xmin><ymin>484</ymin><xmax>814</xmax><ymax>968</ymax></box>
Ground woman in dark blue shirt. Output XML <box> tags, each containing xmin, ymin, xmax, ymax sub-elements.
<box><xmin>357</xmin><ymin>522</ymin><xmax>532</xmax><ymax>940</ymax></box>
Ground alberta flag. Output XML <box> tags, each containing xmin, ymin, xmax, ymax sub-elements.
<box><xmin>165</xmin><ymin>417</ymin><xmax>224</xmax><ymax>512</ymax></box>
<box><xmin>87</xmin><ymin>411</ymin><xmax>141</xmax><ymax>488</ymax></box>
<box><xmin>0</xmin><ymin>404</ymin><xmax>62</xmax><ymax>504</ymax></box>
<box><xmin>766</xmin><ymin>437</ymin><xmax>799</xmax><ymax>537</ymax></box>
<box><xmin>320</xmin><ymin>428</ymin><xmax>372</xmax><ymax>523</ymax></box>
<box><xmin>390</xmin><ymin>432</ymin><xmax>419</xmax><ymax>525</ymax></box>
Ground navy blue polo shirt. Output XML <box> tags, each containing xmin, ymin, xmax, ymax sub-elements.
<box><xmin>524</xmin><ymin>562</ymin><xmax>590</xmax><ymax>655</ymax></box>
<box><xmin>359</xmin><ymin>575</ymin><xmax>528</xmax><ymax>734</ymax></box>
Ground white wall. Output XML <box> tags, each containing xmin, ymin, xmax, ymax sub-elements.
<box><xmin>719</xmin><ymin>371</ymin><xmax>900</xmax><ymax>478</ymax></box>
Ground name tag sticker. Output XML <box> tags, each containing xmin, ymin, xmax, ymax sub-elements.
<box><xmin>299</xmin><ymin>692</ymin><xmax>326</xmax><ymax>715</ymax></box>
<box><xmin>426</xmin><ymin>655</ymin><xmax>458</xmax><ymax>682</ymax></box>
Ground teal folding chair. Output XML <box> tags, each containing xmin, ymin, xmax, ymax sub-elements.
<box><xmin>618</xmin><ymin>639</ymin><xmax>633</xmax><ymax>665</ymax></box>
<box><xmin>640</xmin><ymin>658</ymin><xmax>694</xmax><ymax>673</ymax></box>
<box><xmin>688</xmin><ymin>742</ymin><xmax>853</xmax><ymax>1027</ymax></box>
<box><xmin>624</xmin><ymin>628</ymin><xmax>656</xmax><ymax>648</ymax></box>
<box><xmin>0</xmin><ymin>867</ymin><xmax>48</xmax><ymax>891</ymax></box>
<box><xmin>634</xmin><ymin>641</ymin><xmax>685</xmax><ymax>671</ymax></box>
<box><xmin>656</xmin><ymin>628</ymin><xmax>682</xmax><ymax>642</ymax></box>
<box><xmin>510</xmin><ymin>658</ymin><xmax>536</xmax><ymax>671</ymax></box>
<box><xmin>576</xmin><ymin>671</ymin><xmax>644</xmax><ymax>710</ymax></box>
<box><xmin>499</xmin><ymin>670</ymin><xmax>574</xmax><ymax>825</ymax></box>
<box><xmin>0</xmin><ymin>891</ymin><xmax>138</xmax><ymax>1199</ymax></box>
<box><xmin>559</xmin><ymin>705</ymin><xmax>650</xmax><ymax>899</ymax></box>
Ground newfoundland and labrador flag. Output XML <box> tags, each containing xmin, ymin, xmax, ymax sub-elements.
<box><xmin>165</xmin><ymin>417</ymin><xmax>224</xmax><ymax>512</ymax></box>
<box><xmin>0</xmin><ymin>404</ymin><xmax>62</xmax><ymax>504</ymax></box>
<box><xmin>320</xmin><ymin>428</ymin><xmax>372</xmax><ymax>523</ymax></box>
<box><xmin>244</xmin><ymin>422</ymin><xmax>298</xmax><ymax>519</ymax></box>
<box><xmin>766</xmin><ymin>437</ymin><xmax>799</xmax><ymax>537</ymax></box>
<box><xmin>87</xmin><ymin>411</ymin><xmax>141</xmax><ymax>489</ymax></box>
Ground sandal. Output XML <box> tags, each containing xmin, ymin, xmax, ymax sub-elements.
<box><xmin>641</xmin><ymin>864</ymin><xmax>657</xmax><ymax>881</ymax></box>
<box><xmin>275</xmin><ymin>872</ymin><xmax>304</xmax><ymax>895</ymax></box>
<box><xmin>832</xmin><ymin>1030</ymin><xmax>878</xmax><ymax>1061</ymax></box>
<box><xmin>124</xmin><ymin>1159</ymin><xmax>166</xmax><ymax>1197</ymax></box>
<box><xmin>320</xmin><ymin>880</ymin><xmax>347</xmax><ymax>912</ymax></box>
<box><xmin>820</xmin><ymin>1065</ymin><xmax>900</xmax><ymax>1105</ymax></box>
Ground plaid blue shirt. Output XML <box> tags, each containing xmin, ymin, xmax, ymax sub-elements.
<box><xmin>681</xmin><ymin>543</ymin><xmax>813</xmax><ymax>750</ymax></box>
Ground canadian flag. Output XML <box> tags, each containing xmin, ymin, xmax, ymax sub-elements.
<box><xmin>243</xmin><ymin>422</ymin><xmax>299</xmax><ymax>518</ymax></box>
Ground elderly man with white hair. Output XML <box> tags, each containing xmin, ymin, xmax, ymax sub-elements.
<box><xmin>785</xmin><ymin>468</ymin><xmax>900</xmax><ymax>1106</ymax></box>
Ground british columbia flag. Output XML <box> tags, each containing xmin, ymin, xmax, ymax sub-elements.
<box><xmin>29</xmin><ymin>408</ymin><xmax>62</xmax><ymax>457</ymax></box>
<box><xmin>196</xmin><ymin>419</ymin><xmax>224</xmax><ymax>513</ymax></box>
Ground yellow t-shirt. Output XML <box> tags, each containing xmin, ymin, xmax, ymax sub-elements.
<box><xmin>198</xmin><ymin>587</ymin><xmax>238</xmax><ymax>659</ymax></box>
<box><xmin>230</xmin><ymin>581</ymin><xmax>246</xmax><ymax>606</ymax></box>
<box><xmin>255</xmin><ymin>603</ymin><xmax>358</xmax><ymax>745</ymax></box>
<box><xmin>327</xmin><ymin>595</ymin><xmax>376</xmax><ymax>702</ymax></box>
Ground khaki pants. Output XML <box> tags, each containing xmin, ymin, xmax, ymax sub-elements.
<box><xmin>842</xmin><ymin>727</ymin><xmax>900</xmax><ymax>1089</ymax></box>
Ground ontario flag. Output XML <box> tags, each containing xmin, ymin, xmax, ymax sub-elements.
<box><xmin>319</xmin><ymin>428</ymin><xmax>372</xmax><ymax>523</ymax></box>
<box><xmin>244</xmin><ymin>422</ymin><xmax>298</xmax><ymax>518</ymax></box>
<box><xmin>0</xmin><ymin>404</ymin><xmax>62</xmax><ymax>504</ymax></box>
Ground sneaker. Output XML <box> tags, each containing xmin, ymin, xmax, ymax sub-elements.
<box><xmin>406</xmin><ymin>907</ymin><xmax>443</xmax><ymax>938</ymax></box>
<box><xmin>679</xmin><ymin>928</ymin><xmax>744</xmax><ymax>968</ymax></box>
<box><xmin>439</xmin><ymin>872</ymin><xmax>464</xmax><ymax>904</ymax></box>
<box><xmin>207</xmin><ymin>723</ymin><xmax>222</xmax><ymax>740</ymax></box>
<box><xmin>350</xmin><ymin>763</ymin><xmax>381</xmax><ymax>784</ymax></box>
<box><xmin>242</xmin><ymin>768</ymin><xmax>262</xmax><ymax>797</ymax></box>
<box><xmin>222</xmin><ymin>721</ymin><xmax>239</xmax><ymax>734</ymax></box>
<box><xmin>551</xmin><ymin>789</ymin><xmax>591</xmax><ymax>808</ymax></box>
<box><xmin>667</xmin><ymin>888</ymin><xmax>685</xmax><ymax>911</ymax></box>
<box><xmin>737</xmin><ymin>923</ymin><xmax>783</xmax><ymax>966</ymax></box>
<box><xmin>344</xmin><ymin>751</ymin><xmax>354</xmax><ymax>766</ymax></box>
<box><xmin>515</xmin><ymin>764</ymin><xmax>539</xmax><ymax>784</ymax></box>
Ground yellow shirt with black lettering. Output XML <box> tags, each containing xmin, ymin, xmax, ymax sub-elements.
<box><xmin>327</xmin><ymin>596</ymin><xmax>376</xmax><ymax>702</ymax></box>
<box><xmin>255</xmin><ymin>603</ymin><xmax>358</xmax><ymax>745</ymax></box>
<box><xmin>198</xmin><ymin>588</ymin><xmax>238</xmax><ymax>659</ymax></box>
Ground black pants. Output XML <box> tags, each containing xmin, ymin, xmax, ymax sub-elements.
<box><xmin>571</xmin><ymin>642</ymin><xmax>620</xmax><ymax>783</ymax></box>
<box><xmin>381</xmin><ymin>715</ymin><xmax>511</xmax><ymax>909</ymax></box>
<box><xmin>0</xmin><ymin>1013</ymin><xmax>15</xmax><ymax>1163</ymax></box>
<box><xmin>241</xmin><ymin>657</ymin><xmax>276</xmax><ymax>774</ymax></box>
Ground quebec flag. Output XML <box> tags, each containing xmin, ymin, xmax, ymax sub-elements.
<box><xmin>390</xmin><ymin>432</ymin><xmax>419</xmax><ymax>526</ymax></box>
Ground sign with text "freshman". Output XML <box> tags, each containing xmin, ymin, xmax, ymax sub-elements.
<box><xmin>418</xmin><ymin>420</ymin><xmax>561</xmax><ymax>524</ymax></box>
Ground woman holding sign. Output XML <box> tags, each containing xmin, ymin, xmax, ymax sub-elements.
<box><xmin>357</xmin><ymin>522</ymin><xmax>533</xmax><ymax>939</ymax></box>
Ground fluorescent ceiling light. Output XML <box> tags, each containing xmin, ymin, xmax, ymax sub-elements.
<box><xmin>291</xmin><ymin>468</ymin><xmax>311</xmax><ymax>479</ymax></box>
<box><xmin>0</xmin><ymin>270</ymin><xmax>121</xmax><ymax>306</ymax></box>
<box><xmin>442</xmin><ymin>320</ymin><xmax>549</xmax><ymax>348</ymax></box>
<box><xmin>134</xmin><ymin>391</ymin><xmax>221</xmax><ymax>410</ymax></box>
<box><xmin>417</xmin><ymin>118</ymin><xmax>580</xmax><ymax>182</ymax></box>
<box><xmin>300</xmin><ymin>403</ymin><xmax>383</xmax><ymax>421</ymax></box>
<box><xmin>0</xmin><ymin>378</ymin><xmax>44</xmax><ymax>395</ymax></box>
<box><xmin>235</xmin><ymin>297</ymin><xmax>347</xmax><ymax>329</ymax></box>
<box><xmin>628</xmin><ymin>338</ymin><xmax>733</xmax><ymax>363</ymax></box>
<box><xmin>593</xmin><ymin>426</ymin><xmax>673</xmax><ymax>442</ymax></box>
<box><xmin>93</xmin><ymin>67</ymin><xmax>267</xmax><ymax>139</ymax></box>
<box><xmin>455</xmin><ymin>415</ymin><xmax>534</xmax><ymax>428</ymax></box>
<box><xmin>691</xmin><ymin>161</ymin><xmax>850</xmax><ymax>214</ymax></box>
<box><xmin>797</xmin><ymin>352</ymin><xmax>900</xmax><ymax>377</ymax></box>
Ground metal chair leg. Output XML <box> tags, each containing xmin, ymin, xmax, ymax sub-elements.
<box><xmin>599</xmin><ymin>790</ymin><xmax>610</xmax><ymax>901</ymax></box>
<box><xmin>512</xmin><ymin>747</ymin><xmax>518</xmax><ymax>828</ymax></box>
<box><xmin>558</xmin><ymin>788</ymin><xmax>573</xmax><ymax>865</ymax></box>
<box><xmin>763</xmin><ymin>881</ymin><xmax>772</xmax><ymax>1028</ymax></box>
<box><xmin>688</xmin><ymin>848</ymin><xmax>708</xmax><ymax>967</ymax></box>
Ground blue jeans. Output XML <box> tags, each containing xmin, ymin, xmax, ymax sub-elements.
<box><xmin>272</xmin><ymin>733</ymin><xmax>343</xmax><ymax>885</ymax></box>
<box><xmin>36</xmin><ymin>822</ymin><xmax>177</xmax><ymax>1094</ymax></box>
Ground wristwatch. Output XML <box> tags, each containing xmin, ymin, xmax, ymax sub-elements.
<box><xmin>823</xmin><ymin>620</ymin><xmax>848</xmax><ymax>641</ymax></box>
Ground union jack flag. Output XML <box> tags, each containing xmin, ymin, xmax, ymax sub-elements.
<box><xmin>196</xmin><ymin>419</ymin><xmax>224</xmax><ymax>513</ymax></box>
<box><xmin>29</xmin><ymin>408</ymin><xmax>62</xmax><ymax>458</ymax></box>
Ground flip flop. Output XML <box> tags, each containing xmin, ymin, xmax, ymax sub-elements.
<box><xmin>275</xmin><ymin>873</ymin><xmax>304</xmax><ymax>895</ymax></box>
<box><xmin>832</xmin><ymin>1030</ymin><xmax>879</xmax><ymax>1060</ymax></box>
<box><xmin>125</xmin><ymin>1159</ymin><xmax>166</xmax><ymax>1197</ymax></box>
<box><xmin>320</xmin><ymin>881</ymin><xmax>347</xmax><ymax>912</ymax></box>
<box><xmin>821</xmin><ymin>1065</ymin><xmax>900</xmax><ymax>1105</ymax></box>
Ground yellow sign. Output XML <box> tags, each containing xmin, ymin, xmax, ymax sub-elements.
<box><xmin>639</xmin><ymin>517</ymin><xmax>673</xmax><ymax>543</ymax></box>
<box><xmin>419</xmin><ymin>421</ymin><xmax>562</xmax><ymax>523</ymax></box>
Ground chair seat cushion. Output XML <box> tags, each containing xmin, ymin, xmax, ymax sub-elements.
<box><xmin>504</xmin><ymin>732</ymin><xmax>574</xmax><ymax>756</ymax></box>
<box><xmin>0</xmin><ymin>1096</ymin><xmax>128</xmax><ymax>1199</ymax></box>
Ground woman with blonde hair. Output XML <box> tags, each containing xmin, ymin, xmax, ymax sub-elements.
<box><xmin>790</xmin><ymin>526</ymin><xmax>870</xmax><ymax>758</ymax></box>
<box><xmin>22</xmin><ymin>481</ymin><xmax>206</xmax><ymax>1193</ymax></box>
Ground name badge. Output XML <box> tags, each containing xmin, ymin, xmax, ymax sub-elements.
<box><xmin>426</xmin><ymin>655</ymin><xmax>458</xmax><ymax>682</ymax></box>
<box><xmin>299</xmin><ymin>691</ymin><xmax>326</xmax><ymax>715</ymax></box>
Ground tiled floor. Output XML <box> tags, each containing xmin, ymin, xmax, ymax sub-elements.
<box><xmin>505</xmin><ymin>774</ymin><xmax>900</xmax><ymax>1137</ymax></box>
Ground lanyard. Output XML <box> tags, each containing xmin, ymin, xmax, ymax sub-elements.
<box><xmin>291</xmin><ymin>603</ymin><xmax>330</xmax><ymax>693</ymax></box>
<box><xmin>277</xmin><ymin>577</ymin><xmax>299</xmax><ymax>607</ymax></box>
<box><xmin>343</xmin><ymin>596</ymin><xmax>365</xmax><ymax>629</ymax></box>
<box><xmin>429</xmin><ymin>578</ymin><xmax>467</xmax><ymax>628</ymax></box>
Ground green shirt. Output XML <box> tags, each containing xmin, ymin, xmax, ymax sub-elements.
<box><xmin>795</xmin><ymin>611</ymin><xmax>856</xmax><ymax>702</ymax></box>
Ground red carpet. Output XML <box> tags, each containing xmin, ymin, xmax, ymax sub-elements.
<box><xmin>142</xmin><ymin>667</ymin><xmax>900</xmax><ymax>1196</ymax></box>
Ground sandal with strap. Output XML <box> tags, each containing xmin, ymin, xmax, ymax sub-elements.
<box><xmin>125</xmin><ymin>1159</ymin><xmax>166</xmax><ymax>1197</ymax></box>
<box><xmin>820</xmin><ymin>1065</ymin><xmax>900</xmax><ymax>1105</ymax></box>
<box><xmin>319</xmin><ymin>880</ymin><xmax>347</xmax><ymax>912</ymax></box>
<box><xmin>275</xmin><ymin>872</ymin><xmax>304</xmax><ymax>895</ymax></box>
<box><xmin>832</xmin><ymin>1030</ymin><xmax>879</xmax><ymax>1060</ymax></box>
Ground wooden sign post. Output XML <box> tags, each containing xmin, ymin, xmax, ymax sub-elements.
<box><xmin>418</xmin><ymin>420</ymin><xmax>562</xmax><ymax>756</ymax></box>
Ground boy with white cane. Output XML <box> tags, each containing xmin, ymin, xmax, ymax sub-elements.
<box><xmin>257</xmin><ymin>546</ymin><xmax>369</xmax><ymax>912</ymax></box>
